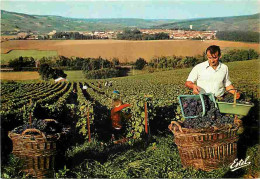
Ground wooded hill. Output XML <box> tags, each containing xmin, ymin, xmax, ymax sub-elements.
<box><xmin>153</xmin><ymin>13</ymin><xmax>260</xmax><ymax>32</ymax></box>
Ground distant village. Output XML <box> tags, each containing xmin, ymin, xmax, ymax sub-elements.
<box><xmin>1</xmin><ymin>25</ymin><xmax>217</xmax><ymax>41</ymax></box>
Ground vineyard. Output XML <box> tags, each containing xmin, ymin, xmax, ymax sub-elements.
<box><xmin>1</xmin><ymin>59</ymin><xmax>260</xmax><ymax>178</ymax></box>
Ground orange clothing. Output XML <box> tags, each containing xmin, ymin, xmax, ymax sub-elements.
<box><xmin>111</xmin><ymin>104</ymin><xmax>131</xmax><ymax>129</ymax></box>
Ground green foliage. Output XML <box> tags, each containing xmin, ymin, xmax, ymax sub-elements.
<box><xmin>112</xmin><ymin>57</ymin><xmax>120</xmax><ymax>67</ymax></box>
<box><xmin>52</xmin><ymin>32</ymin><xmax>100</xmax><ymax>40</ymax></box>
<box><xmin>38</xmin><ymin>63</ymin><xmax>67</xmax><ymax>80</ymax></box>
<box><xmin>55</xmin><ymin>56</ymin><xmax>113</xmax><ymax>71</ymax></box>
<box><xmin>117</xmin><ymin>28</ymin><xmax>142</xmax><ymax>40</ymax></box>
<box><xmin>55</xmin><ymin>165</ymin><xmax>70</xmax><ymax>178</ymax></box>
<box><xmin>221</xmin><ymin>49</ymin><xmax>259</xmax><ymax>62</ymax></box>
<box><xmin>66</xmin><ymin>139</ymin><xmax>105</xmax><ymax>158</ymax></box>
<box><xmin>216</xmin><ymin>31</ymin><xmax>260</xmax><ymax>43</ymax></box>
<box><xmin>149</xmin><ymin>55</ymin><xmax>204</xmax><ymax>69</ymax></box>
<box><xmin>1</xmin><ymin>155</ymin><xmax>26</xmax><ymax>179</ymax></box>
<box><xmin>117</xmin><ymin>28</ymin><xmax>170</xmax><ymax>40</ymax></box>
<box><xmin>148</xmin><ymin>49</ymin><xmax>258</xmax><ymax>70</ymax></box>
<box><xmin>243</xmin><ymin>144</ymin><xmax>260</xmax><ymax>178</ymax></box>
<box><xmin>84</xmin><ymin>68</ymin><xmax>120</xmax><ymax>79</ymax></box>
<box><xmin>135</xmin><ymin>58</ymin><xmax>147</xmax><ymax>70</ymax></box>
<box><xmin>69</xmin><ymin>136</ymin><xmax>229</xmax><ymax>178</ymax></box>
<box><xmin>8</xmin><ymin>56</ymin><xmax>35</xmax><ymax>71</ymax></box>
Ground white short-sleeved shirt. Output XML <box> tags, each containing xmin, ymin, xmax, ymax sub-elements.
<box><xmin>187</xmin><ymin>61</ymin><xmax>232</xmax><ymax>97</ymax></box>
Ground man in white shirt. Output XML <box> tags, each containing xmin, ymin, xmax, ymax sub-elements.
<box><xmin>185</xmin><ymin>45</ymin><xmax>240</xmax><ymax>99</ymax></box>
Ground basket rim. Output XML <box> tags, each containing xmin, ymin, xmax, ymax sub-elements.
<box><xmin>216</xmin><ymin>101</ymin><xmax>254</xmax><ymax>107</ymax></box>
<box><xmin>170</xmin><ymin>121</ymin><xmax>239</xmax><ymax>135</ymax></box>
<box><xmin>8</xmin><ymin>130</ymin><xmax>61</xmax><ymax>140</ymax></box>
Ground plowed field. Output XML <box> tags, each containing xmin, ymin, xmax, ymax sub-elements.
<box><xmin>1</xmin><ymin>40</ymin><xmax>259</xmax><ymax>62</ymax></box>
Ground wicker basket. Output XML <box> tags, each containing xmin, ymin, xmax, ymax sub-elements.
<box><xmin>8</xmin><ymin>127</ymin><xmax>60</xmax><ymax>178</ymax></box>
<box><xmin>168</xmin><ymin>121</ymin><xmax>239</xmax><ymax>171</ymax></box>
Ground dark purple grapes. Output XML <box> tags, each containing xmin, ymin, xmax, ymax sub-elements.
<box><xmin>12</xmin><ymin>119</ymin><xmax>64</xmax><ymax>135</ymax></box>
<box><xmin>183</xmin><ymin>95</ymin><xmax>234</xmax><ymax>129</ymax></box>
<box><xmin>181</xmin><ymin>98</ymin><xmax>203</xmax><ymax>117</ymax></box>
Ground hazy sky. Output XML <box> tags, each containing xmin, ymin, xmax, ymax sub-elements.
<box><xmin>1</xmin><ymin>0</ymin><xmax>260</xmax><ymax>19</ymax></box>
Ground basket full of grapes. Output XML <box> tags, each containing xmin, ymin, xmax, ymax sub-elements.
<box><xmin>169</xmin><ymin>94</ymin><xmax>241</xmax><ymax>171</ymax></box>
<box><xmin>216</xmin><ymin>90</ymin><xmax>254</xmax><ymax>116</ymax></box>
<box><xmin>8</xmin><ymin>119</ymin><xmax>64</xmax><ymax>178</ymax></box>
<box><xmin>169</xmin><ymin>120</ymin><xmax>239</xmax><ymax>171</ymax></box>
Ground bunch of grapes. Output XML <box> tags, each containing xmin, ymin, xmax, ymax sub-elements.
<box><xmin>181</xmin><ymin>98</ymin><xmax>203</xmax><ymax>117</ymax></box>
<box><xmin>12</xmin><ymin>119</ymin><xmax>63</xmax><ymax>135</ymax></box>
<box><xmin>183</xmin><ymin>95</ymin><xmax>234</xmax><ymax>129</ymax></box>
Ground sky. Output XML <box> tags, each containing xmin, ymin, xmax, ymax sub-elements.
<box><xmin>1</xmin><ymin>0</ymin><xmax>260</xmax><ymax>19</ymax></box>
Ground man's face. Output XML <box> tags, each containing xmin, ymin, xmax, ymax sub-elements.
<box><xmin>207</xmin><ymin>51</ymin><xmax>220</xmax><ymax>67</ymax></box>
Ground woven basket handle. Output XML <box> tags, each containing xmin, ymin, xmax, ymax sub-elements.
<box><xmin>21</xmin><ymin>128</ymin><xmax>46</xmax><ymax>140</ymax></box>
<box><xmin>168</xmin><ymin>121</ymin><xmax>183</xmax><ymax>133</ymax></box>
<box><xmin>43</xmin><ymin>119</ymin><xmax>57</xmax><ymax>123</ymax></box>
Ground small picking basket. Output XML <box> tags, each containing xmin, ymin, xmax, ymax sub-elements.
<box><xmin>216</xmin><ymin>89</ymin><xmax>254</xmax><ymax>116</ymax></box>
<box><xmin>178</xmin><ymin>93</ymin><xmax>217</xmax><ymax>118</ymax></box>
<box><xmin>8</xmin><ymin>119</ymin><xmax>60</xmax><ymax>178</ymax></box>
<box><xmin>169</xmin><ymin>121</ymin><xmax>239</xmax><ymax>171</ymax></box>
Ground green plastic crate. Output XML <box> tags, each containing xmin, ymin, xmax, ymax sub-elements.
<box><xmin>178</xmin><ymin>93</ymin><xmax>217</xmax><ymax>119</ymax></box>
<box><xmin>216</xmin><ymin>101</ymin><xmax>254</xmax><ymax>116</ymax></box>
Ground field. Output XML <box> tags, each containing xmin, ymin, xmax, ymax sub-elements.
<box><xmin>0</xmin><ymin>70</ymin><xmax>152</xmax><ymax>81</ymax></box>
<box><xmin>1</xmin><ymin>40</ymin><xmax>259</xmax><ymax>63</ymax></box>
<box><xmin>0</xmin><ymin>71</ymin><xmax>40</xmax><ymax>81</ymax></box>
<box><xmin>65</xmin><ymin>70</ymin><xmax>86</xmax><ymax>81</ymax></box>
<box><xmin>1</xmin><ymin>35</ymin><xmax>17</xmax><ymax>42</ymax></box>
<box><xmin>0</xmin><ymin>71</ymin><xmax>85</xmax><ymax>81</ymax></box>
<box><xmin>1</xmin><ymin>49</ymin><xmax>58</xmax><ymax>65</ymax></box>
<box><xmin>1</xmin><ymin>59</ymin><xmax>259</xmax><ymax>178</ymax></box>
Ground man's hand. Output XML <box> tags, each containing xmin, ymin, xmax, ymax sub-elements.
<box><xmin>235</xmin><ymin>92</ymin><xmax>241</xmax><ymax>99</ymax></box>
<box><xmin>185</xmin><ymin>81</ymin><xmax>200</xmax><ymax>94</ymax></box>
<box><xmin>192</xmin><ymin>85</ymin><xmax>200</xmax><ymax>94</ymax></box>
<box><xmin>226</xmin><ymin>85</ymin><xmax>240</xmax><ymax>99</ymax></box>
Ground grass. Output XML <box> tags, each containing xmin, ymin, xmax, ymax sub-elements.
<box><xmin>1</xmin><ymin>50</ymin><xmax>58</xmax><ymax>65</ymax></box>
<box><xmin>66</xmin><ymin>135</ymin><xmax>231</xmax><ymax>178</ymax></box>
<box><xmin>65</xmin><ymin>71</ymin><xmax>85</xmax><ymax>81</ymax></box>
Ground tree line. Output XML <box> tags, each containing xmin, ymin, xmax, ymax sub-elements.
<box><xmin>4</xmin><ymin>48</ymin><xmax>259</xmax><ymax>79</ymax></box>
<box><xmin>216</xmin><ymin>31</ymin><xmax>260</xmax><ymax>43</ymax></box>
<box><xmin>117</xmin><ymin>29</ymin><xmax>169</xmax><ymax>40</ymax></box>
<box><xmin>146</xmin><ymin>48</ymin><xmax>259</xmax><ymax>70</ymax></box>
<box><xmin>51</xmin><ymin>32</ymin><xmax>106</xmax><ymax>40</ymax></box>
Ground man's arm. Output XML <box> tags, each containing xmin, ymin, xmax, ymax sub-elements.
<box><xmin>113</xmin><ymin>104</ymin><xmax>131</xmax><ymax>113</ymax></box>
<box><xmin>185</xmin><ymin>81</ymin><xmax>200</xmax><ymax>94</ymax></box>
<box><xmin>226</xmin><ymin>85</ymin><xmax>240</xmax><ymax>99</ymax></box>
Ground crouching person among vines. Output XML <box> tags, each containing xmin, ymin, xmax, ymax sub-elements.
<box><xmin>110</xmin><ymin>91</ymin><xmax>131</xmax><ymax>141</ymax></box>
<box><xmin>185</xmin><ymin>45</ymin><xmax>240</xmax><ymax>99</ymax></box>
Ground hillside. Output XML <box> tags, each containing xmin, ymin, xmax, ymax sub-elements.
<box><xmin>1</xmin><ymin>10</ymin><xmax>177</xmax><ymax>34</ymax></box>
<box><xmin>153</xmin><ymin>13</ymin><xmax>260</xmax><ymax>32</ymax></box>
<box><xmin>1</xmin><ymin>10</ymin><xmax>259</xmax><ymax>35</ymax></box>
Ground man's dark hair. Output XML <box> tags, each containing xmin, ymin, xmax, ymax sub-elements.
<box><xmin>206</xmin><ymin>45</ymin><xmax>221</xmax><ymax>56</ymax></box>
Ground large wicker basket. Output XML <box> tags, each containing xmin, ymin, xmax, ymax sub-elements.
<box><xmin>168</xmin><ymin>121</ymin><xmax>239</xmax><ymax>171</ymax></box>
<box><xmin>8</xmin><ymin>127</ymin><xmax>60</xmax><ymax>178</ymax></box>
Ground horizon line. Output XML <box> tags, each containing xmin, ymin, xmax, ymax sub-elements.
<box><xmin>1</xmin><ymin>9</ymin><xmax>259</xmax><ymax>21</ymax></box>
